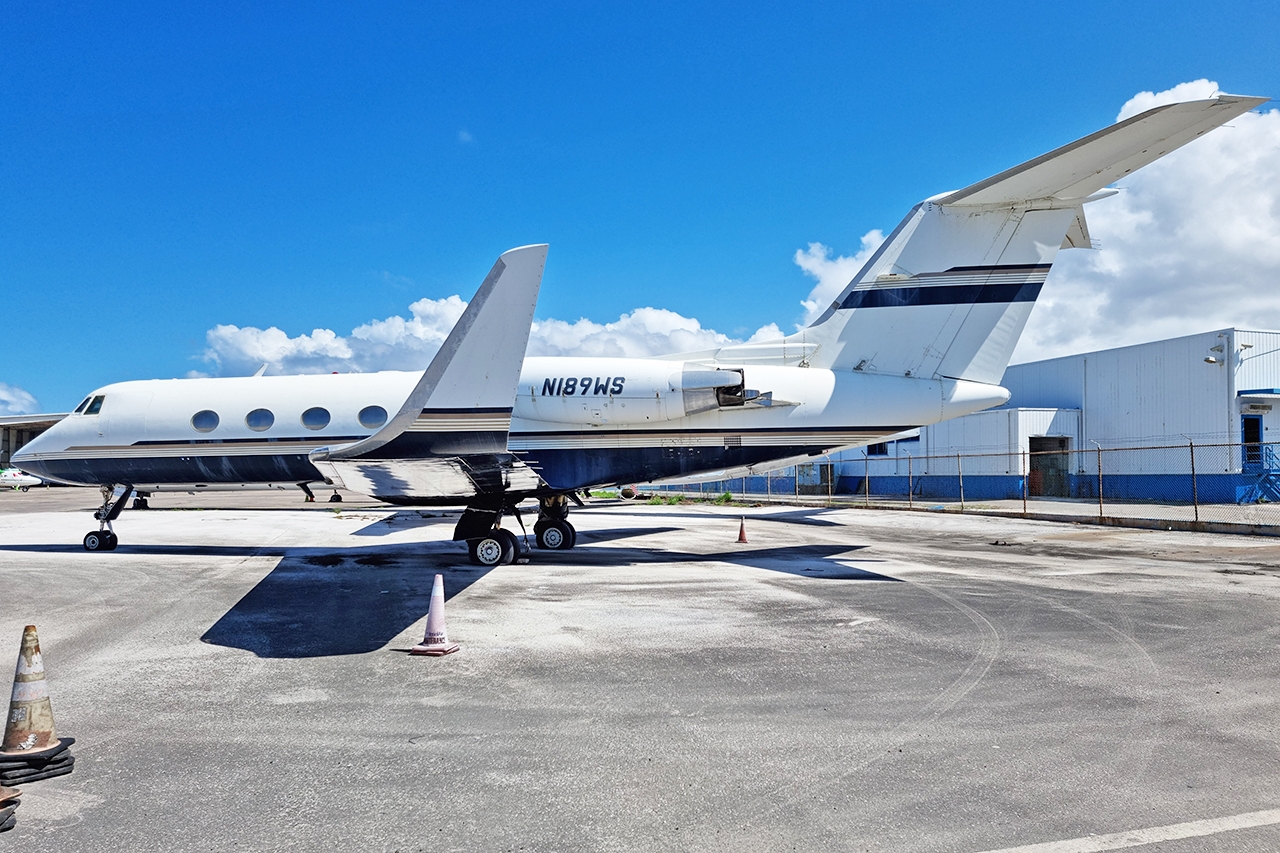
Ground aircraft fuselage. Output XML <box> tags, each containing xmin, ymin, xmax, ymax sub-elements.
<box><xmin>15</xmin><ymin>355</ymin><xmax>1009</xmax><ymax>497</ymax></box>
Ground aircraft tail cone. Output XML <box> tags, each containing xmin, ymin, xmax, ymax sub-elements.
<box><xmin>0</xmin><ymin>785</ymin><xmax>21</xmax><ymax>832</ymax></box>
<box><xmin>737</xmin><ymin>517</ymin><xmax>748</xmax><ymax>544</ymax></box>
<box><xmin>0</xmin><ymin>626</ymin><xmax>75</xmax><ymax>785</ymax></box>
<box><xmin>410</xmin><ymin>575</ymin><xmax>460</xmax><ymax>657</ymax></box>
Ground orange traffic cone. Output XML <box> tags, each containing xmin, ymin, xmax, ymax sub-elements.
<box><xmin>737</xmin><ymin>517</ymin><xmax>748</xmax><ymax>543</ymax></box>
<box><xmin>410</xmin><ymin>575</ymin><xmax>460</xmax><ymax>656</ymax></box>
<box><xmin>0</xmin><ymin>626</ymin><xmax>75</xmax><ymax>785</ymax></box>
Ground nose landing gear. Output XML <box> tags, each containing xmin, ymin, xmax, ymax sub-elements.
<box><xmin>84</xmin><ymin>484</ymin><xmax>133</xmax><ymax>552</ymax></box>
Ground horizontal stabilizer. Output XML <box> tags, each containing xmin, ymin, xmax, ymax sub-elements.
<box><xmin>940</xmin><ymin>94</ymin><xmax>1267</xmax><ymax>206</ymax></box>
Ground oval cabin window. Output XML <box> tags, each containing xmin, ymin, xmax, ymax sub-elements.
<box><xmin>191</xmin><ymin>410</ymin><xmax>220</xmax><ymax>433</ymax></box>
<box><xmin>300</xmin><ymin>407</ymin><xmax>331</xmax><ymax>430</ymax></box>
<box><xmin>358</xmin><ymin>405</ymin><xmax>388</xmax><ymax>429</ymax></box>
<box><xmin>245</xmin><ymin>409</ymin><xmax>275</xmax><ymax>431</ymax></box>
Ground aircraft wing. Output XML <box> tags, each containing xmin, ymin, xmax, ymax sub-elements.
<box><xmin>309</xmin><ymin>244</ymin><xmax>549</xmax><ymax>504</ymax></box>
<box><xmin>939</xmin><ymin>94</ymin><xmax>1268</xmax><ymax>206</ymax></box>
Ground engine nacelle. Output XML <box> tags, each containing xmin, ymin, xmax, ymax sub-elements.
<box><xmin>516</xmin><ymin>357</ymin><xmax>746</xmax><ymax>426</ymax></box>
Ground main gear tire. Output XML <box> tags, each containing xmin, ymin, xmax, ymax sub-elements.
<box><xmin>468</xmin><ymin>532</ymin><xmax>515</xmax><ymax>566</ymax></box>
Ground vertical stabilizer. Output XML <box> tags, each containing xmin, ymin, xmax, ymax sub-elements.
<box><xmin>712</xmin><ymin>93</ymin><xmax>1266</xmax><ymax>384</ymax></box>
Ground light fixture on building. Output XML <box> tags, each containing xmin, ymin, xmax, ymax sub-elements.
<box><xmin>1204</xmin><ymin>356</ymin><xmax>1219</xmax><ymax>364</ymax></box>
<box><xmin>1210</xmin><ymin>344</ymin><xmax>1225</xmax><ymax>353</ymax></box>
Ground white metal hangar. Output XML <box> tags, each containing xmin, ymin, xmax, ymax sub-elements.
<box><xmin>846</xmin><ymin>328</ymin><xmax>1280</xmax><ymax>503</ymax></box>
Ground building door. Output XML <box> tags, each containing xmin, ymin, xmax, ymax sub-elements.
<box><xmin>796</xmin><ymin>462</ymin><xmax>833</xmax><ymax>496</ymax></box>
<box><xmin>1242</xmin><ymin>415</ymin><xmax>1263</xmax><ymax>467</ymax></box>
<box><xmin>1028</xmin><ymin>437</ymin><xmax>1070</xmax><ymax>497</ymax></box>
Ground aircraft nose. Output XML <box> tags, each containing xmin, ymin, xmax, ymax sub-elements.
<box><xmin>11</xmin><ymin>434</ymin><xmax>51</xmax><ymax>479</ymax></box>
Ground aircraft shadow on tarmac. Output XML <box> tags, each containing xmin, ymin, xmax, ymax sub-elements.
<box><xmin>199</xmin><ymin>543</ymin><xmax>494</xmax><ymax>658</ymax></box>
<box><xmin>0</xmin><ymin>514</ymin><xmax>894</xmax><ymax>659</ymax></box>
<box><xmin>609</xmin><ymin>506</ymin><xmax>848</xmax><ymax>527</ymax></box>
<box><xmin>193</xmin><ymin>526</ymin><xmax>896</xmax><ymax>659</ymax></box>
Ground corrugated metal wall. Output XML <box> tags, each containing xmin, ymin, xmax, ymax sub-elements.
<box><xmin>1002</xmin><ymin>329</ymin><xmax>1236</xmax><ymax>446</ymax></box>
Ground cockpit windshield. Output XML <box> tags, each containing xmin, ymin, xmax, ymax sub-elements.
<box><xmin>73</xmin><ymin>397</ymin><xmax>92</xmax><ymax>414</ymax></box>
<box><xmin>83</xmin><ymin>395</ymin><xmax>106</xmax><ymax>416</ymax></box>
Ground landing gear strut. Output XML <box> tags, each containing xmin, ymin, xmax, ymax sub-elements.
<box><xmin>84</xmin><ymin>484</ymin><xmax>133</xmax><ymax>552</ymax></box>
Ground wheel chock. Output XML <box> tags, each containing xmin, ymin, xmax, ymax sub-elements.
<box><xmin>0</xmin><ymin>785</ymin><xmax>20</xmax><ymax>833</ymax></box>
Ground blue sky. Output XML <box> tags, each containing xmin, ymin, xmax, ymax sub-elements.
<box><xmin>4</xmin><ymin>1</ymin><xmax>1280</xmax><ymax>412</ymax></box>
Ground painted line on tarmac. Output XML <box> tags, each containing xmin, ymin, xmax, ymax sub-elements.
<box><xmin>973</xmin><ymin>808</ymin><xmax>1280</xmax><ymax>853</ymax></box>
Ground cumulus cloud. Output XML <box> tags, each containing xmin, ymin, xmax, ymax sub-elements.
<box><xmin>528</xmin><ymin>308</ymin><xmax>741</xmax><ymax>358</ymax></box>
<box><xmin>794</xmin><ymin>231</ymin><xmax>885</xmax><ymax>325</ymax></box>
<box><xmin>202</xmin><ymin>295</ymin><xmax>467</xmax><ymax>376</ymax></box>
<box><xmin>201</xmin><ymin>296</ymin><xmax>780</xmax><ymax>376</ymax></box>
<box><xmin>0</xmin><ymin>382</ymin><xmax>39</xmax><ymax>416</ymax></box>
<box><xmin>1014</xmin><ymin>80</ymin><xmax>1280</xmax><ymax>362</ymax></box>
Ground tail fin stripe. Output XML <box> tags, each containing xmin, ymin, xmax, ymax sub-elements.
<box><xmin>840</xmin><ymin>282</ymin><xmax>1043</xmax><ymax>310</ymax></box>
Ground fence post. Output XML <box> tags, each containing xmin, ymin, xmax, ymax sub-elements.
<box><xmin>827</xmin><ymin>462</ymin><xmax>833</xmax><ymax>504</ymax></box>
<box><xmin>1094</xmin><ymin>442</ymin><xmax>1104</xmax><ymax>520</ymax></box>
<box><xmin>863</xmin><ymin>451</ymin><xmax>870</xmax><ymax>508</ymax></box>
<box><xmin>794</xmin><ymin>466</ymin><xmax>798</xmax><ymax>501</ymax></box>
<box><xmin>1021</xmin><ymin>449</ymin><xmax>1027</xmax><ymax>514</ymax></box>
<box><xmin>908</xmin><ymin>453</ymin><xmax>914</xmax><ymax>510</ymax></box>
<box><xmin>1189</xmin><ymin>440</ymin><xmax>1199</xmax><ymax>523</ymax></box>
<box><xmin>767</xmin><ymin>470</ymin><xmax>772</xmax><ymax>501</ymax></box>
<box><xmin>957</xmin><ymin>452</ymin><xmax>965</xmax><ymax>511</ymax></box>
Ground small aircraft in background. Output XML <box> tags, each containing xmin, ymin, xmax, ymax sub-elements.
<box><xmin>14</xmin><ymin>93</ymin><xmax>1267</xmax><ymax>561</ymax></box>
<box><xmin>1</xmin><ymin>468</ymin><xmax>42</xmax><ymax>491</ymax></box>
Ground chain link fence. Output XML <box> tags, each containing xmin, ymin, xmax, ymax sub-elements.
<box><xmin>646</xmin><ymin>441</ymin><xmax>1280</xmax><ymax>531</ymax></box>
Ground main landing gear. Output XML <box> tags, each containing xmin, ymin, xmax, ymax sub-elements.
<box><xmin>84</xmin><ymin>484</ymin><xmax>134</xmax><ymax>552</ymax></box>
<box><xmin>533</xmin><ymin>494</ymin><xmax>577</xmax><ymax>551</ymax></box>
<box><xmin>453</xmin><ymin>493</ymin><xmax>582</xmax><ymax>566</ymax></box>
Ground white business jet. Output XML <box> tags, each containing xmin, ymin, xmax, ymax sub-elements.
<box><xmin>1</xmin><ymin>468</ymin><xmax>42</xmax><ymax>491</ymax></box>
<box><xmin>15</xmin><ymin>94</ymin><xmax>1265</xmax><ymax>564</ymax></box>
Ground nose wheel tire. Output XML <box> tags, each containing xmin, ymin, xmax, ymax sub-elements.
<box><xmin>468</xmin><ymin>530</ymin><xmax>517</xmax><ymax>566</ymax></box>
<box><xmin>84</xmin><ymin>531</ymin><xmax>118</xmax><ymax>552</ymax></box>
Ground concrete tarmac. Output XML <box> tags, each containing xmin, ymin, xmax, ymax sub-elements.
<box><xmin>0</xmin><ymin>488</ymin><xmax>1278</xmax><ymax>852</ymax></box>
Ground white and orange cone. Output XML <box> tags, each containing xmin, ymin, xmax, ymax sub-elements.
<box><xmin>737</xmin><ymin>517</ymin><xmax>749</xmax><ymax>544</ymax></box>
<box><xmin>2</xmin><ymin>626</ymin><xmax>66</xmax><ymax>757</ymax></box>
<box><xmin>410</xmin><ymin>575</ymin><xmax>460</xmax><ymax>656</ymax></box>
